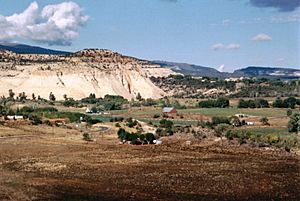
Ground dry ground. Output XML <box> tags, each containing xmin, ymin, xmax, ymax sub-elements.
<box><xmin>0</xmin><ymin>123</ymin><xmax>299</xmax><ymax>201</ymax></box>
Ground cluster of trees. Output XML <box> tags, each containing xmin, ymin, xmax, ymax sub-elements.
<box><xmin>198</xmin><ymin>97</ymin><xmax>230</xmax><ymax>108</ymax></box>
<box><xmin>156</xmin><ymin>119</ymin><xmax>174</xmax><ymax>137</ymax></box>
<box><xmin>273</xmin><ymin>97</ymin><xmax>300</xmax><ymax>109</ymax></box>
<box><xmin>117</xmin><ymin>128</ymin><xmax>156</xmax><ymax>145</ymax></box>
<box><xmin>152</xmin><ymin>75</ymin><xmax>300</xmax><ymax>99</ymax></box>
<box><xmin>81</xmin><ymin>94</ymin><xmax>127</xmax><ymax>110</ymax></box>
<box><xmin>225</xmin><ymin>129</ymin><xmax>298</xmax><ymax>152</ymax></box>
<box><xmin>238</xmin><ymin>99</ymin><xmax>269</xmax><ymax>108</ymax></box>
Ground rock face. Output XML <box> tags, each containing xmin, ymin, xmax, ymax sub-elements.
<box><xmin>0</xmin><ymin>49</ymin><xmax>168</xmax><ymax>100</ymax></box>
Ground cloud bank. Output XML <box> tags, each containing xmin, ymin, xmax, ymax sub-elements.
<box><xmin>0</xmin><ymin>1</ymin><xmax>88</xmax><ymax>46</ymax></box>
<box><xmin>252</xmin><ymin>33</ymin><xmax>272</xmax><ymax>41</ymax></box>
<box><xmin>212</xmin><ymin>43</ymin><xmax>240</xmax><ymax>50</ymax></box>
<box><xmin>250</xmin><ymin>0</ymin><xmax>300</xmax><ymax>12</ymax></box>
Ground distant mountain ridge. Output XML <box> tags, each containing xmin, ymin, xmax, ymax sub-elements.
<box><xmin>152</xmin><ymin>61</ymin><xmax>230</xmax><ymax>78</ymax></box>
<box><xmin>0</xmin><ymin>43</ymin><xmax>298</xmax><ymax>79</ymax></box>
<box><xmin>233</xmin><ymin>66</ymin><xmax>300</xmax><ymax>79</ymax></box>
<box><xmin>0</xmin><ymin>43</ymin><xmax>71</xmax><ymax>55</ymax></box>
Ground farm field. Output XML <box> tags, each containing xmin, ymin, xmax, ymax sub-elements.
<box><xmin>0</xmin><ymin>123</ymin><xmax>299</xmax><ymax>201</ymax></box>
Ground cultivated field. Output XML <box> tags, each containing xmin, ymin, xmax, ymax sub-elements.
<box><xmin>0</xmin><ymin>122</ymin><xmax>299</xmax><ymax>201</ymax></box>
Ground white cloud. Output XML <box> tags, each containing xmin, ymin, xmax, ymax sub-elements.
<box><xmin>252</xmin><ymin>33</ymin><xmax>272</xmax><ymax>41</ymax></box>
<box><xmin>226</xmin><ymin>44</ymin><xmax>240</xmax><ymax>50</ymax></box>
<box><xmin>212</xmin><ymin>43</ymin><xmax>224</xmax><ymax>50</ymax></box>
<box><xmin>212</xmin><ymin>43</ymin><xmax>240</xmax><ymax>51</ymax></box>
<box><xmin>0</xmin><ymin>1</ymin><xmax>88</xmax><ymax>46</ymax></box>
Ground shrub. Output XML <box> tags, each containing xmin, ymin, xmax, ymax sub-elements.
<box><xmin>288</xmin><ymin>113</ymin><xmax>300</xmax><ymax>133</ymax></box>
<box><xmin>83</xmin><ymin>132</ymin><xmax>92</xmax><ymax>141</ymax></box>
<box><xmin>117</xmin><ymin>128</ymin><xmax>127</xmax><ymax>141</ymax></box>
<box><xmin>29</xmin><ymin>115</ymin><xmax>42</xmax><ymax>125</ymax></box>
<box><xmin>145</xmin><ymin>133</ymin><xmax>156</xmax><ymax>144</ymax></box>
<box><xmin>198</xmin><ymin>97</ymin><xmax>229</xmax><ymax>108</ymax></box>
<box><xmin>260</xmin><ymin>117</ymin><xmax>270</xmax><ymax>126</ymax></box>
<box><xmin>159</xmin><ymin>119</ymin><xmax>173</xmax><ymax>129</ymax></box>
<box><xmin>212</xmin><ymin>116</ymin><xmax>230</xmax><ymax>125</ymax></box>
<box><xmin>153</xmin><ymin>114</ymin><xmax>160</xmax><ymax>118</ymax></box>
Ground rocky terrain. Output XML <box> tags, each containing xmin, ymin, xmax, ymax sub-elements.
<box><xmin>0</xmin><ymin>49</ymin><xmax>175</xmax><ymax>100</ymax></box>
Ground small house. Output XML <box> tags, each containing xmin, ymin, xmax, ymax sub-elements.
<box><xmin>162</xmin><ymin>107</ymin><xmax>177</xmax><ymax>114</ymax></box>
<box><xmin>7</xmin><ymin>115</ymin><xmax>24</xmax><ymax>120</ymax></box>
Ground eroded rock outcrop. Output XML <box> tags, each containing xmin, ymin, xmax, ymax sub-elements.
<box><xmin>0</xmin><ymin>49</ymin><xmax>171</xmax><ymax>100</ymax></box>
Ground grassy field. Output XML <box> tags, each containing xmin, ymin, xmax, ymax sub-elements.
<box><xmin>179</xmin><ymin>107</ymin><xmax>297</xmax><ymax>118</ymax></box>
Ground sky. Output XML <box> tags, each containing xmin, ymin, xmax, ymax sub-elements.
<box><xmin>0</xmin><ymin>0</ymin><xmax>299</xmax><ymax>72</ymax></box>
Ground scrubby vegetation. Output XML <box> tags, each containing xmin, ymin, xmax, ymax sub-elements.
<box><xmin>198</xmin><ymin>97</ymin><xmax>229</xmax><ymax>108</ymax></box>
<box><xmin>151</xmin><ymin>75</ymin><xmax>300</xmax><ymax>99</ymax></box>
<box><xmin>237</xmin><ymin>99</ymin><xmax>269</xmax><ymax>108</ymax></box>
<box><xmin>117</xmin><ymin>128</ymin><xmax>156</xmax><ymax>145</ymax></box>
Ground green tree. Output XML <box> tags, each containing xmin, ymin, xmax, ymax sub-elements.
<box><xmin>260</xmin><ymin>117</ymin><xmax>270</xmax><ymax>126</ymax></box>
<box><xmin>8</xmin><ymin>89</ymin><xmax>15</xmax><ymax>99</ymax></box>
<box><xmin>287</xmin><ymin>109</ymin><xmax>293</xmax><ymax>117</ymax></box>
<box><xmin>49</xmin><ymin>92</ymin><xmax>56</xmax><ymax>101</ymax></box>
<box><xmin>288</xmin><ymin>113</ymin><xmax>300</xmax><ymax>133</ymax></box>
<box><xmin>145</xmin><ymin>133</ymin><xmax>156</xmax><ymax>144</ymax></box>
<box><xmin>136</xmin><ymin>92</ymin><xmax>143</xmax><ymax>101</ymax></box>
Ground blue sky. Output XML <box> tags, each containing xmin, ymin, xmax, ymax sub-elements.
<box><xmin>0</xmin><ymin>0</ymin><xmax>299</xmax><ymax>72</ymax></box>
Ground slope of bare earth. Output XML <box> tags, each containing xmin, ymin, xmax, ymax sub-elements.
<box><xmin>0</xmin><ymin>124</ymin><xmax>299</xmax><ymax>201</ymax></box>
<box><xmin>0</xmin><ymin>49</ymin><xmax>174</xmax><ymax>100</ymax></box>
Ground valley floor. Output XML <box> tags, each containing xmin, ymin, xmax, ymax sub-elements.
<box><xmin>0</xmin><ymin>124</ymin><xmax>299</xmax><ymax>201</ymax></box>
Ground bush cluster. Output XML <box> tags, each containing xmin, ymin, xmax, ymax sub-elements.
<box><xmin>198</xmin><ymin>97</ymin><xmax>230</xmax><ymax>108</ymax></box>
<box><xmin>117</xmin><ymin>128</ymin><xmax>156</xmax><ymax>145</ymax></box>
<box><xmin>238</xmin><ymin>99</ymin><xmax>269</xmax><ymax>108</ymax></box>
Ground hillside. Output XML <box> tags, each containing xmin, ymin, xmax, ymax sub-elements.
<box><xmin>233</xmin><ymin>66</ymin><xmax>300</xmax><ymax>79</ymax></box>
<box><xmin>152</xmin><ymin>61</ymin><xmax>229</xmax><ymax>78</ymax></box>
<box><xmin>0</xmin><ymin>43</ymin><xmax>71</xmax><ymax>55</ymax></box>
<box><xmin>0</xmin><ymin>49</ymin><xmax>168</xmax><ymax>100</ymax></box>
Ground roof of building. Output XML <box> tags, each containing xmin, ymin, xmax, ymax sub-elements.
<box><xmin>162</xmin><ymin>107</ymin><xmax>176</xmax><ymax>113</ymax></box>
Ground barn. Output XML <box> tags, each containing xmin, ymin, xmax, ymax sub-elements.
<box><xmin>162</xmin><ymin>107</ymin><xmax>177</xmax><ymax>114</ymax></box>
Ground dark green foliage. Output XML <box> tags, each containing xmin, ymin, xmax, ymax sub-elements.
<box><xmin>159</xmin><ymin>119</ymin><xmax>173</xmax><ymax>129</ymax></box>
<box><xmin>117</xmin><ymin>128</ymin><xmax>155</xmax><ymax>145</ymax></box>
<box><xmin>19</xmin><ymin>106</ymin><xmax>34</xmax><ymax>113</ymax></box>
<box><xmin>153</xmin><ymin>114</ymin><xmax>160</xmax><ymax>118</ymax></box>
<box><xmin>141</xmin><ymin>98</ymin><xmax>158</xmax><ymax>106</ymax></box>
<box><xmin>49</xmin><ymin>92</ymin><xmax>56</xmax><ymax>101</ymax></box>
<box><xmin>212</xmin><ymin>116</ymin><xmax>230</xmax><ymax>125</ymax></box>
<box><xmin>288</xmin><ymin>113</ymin><xmax>300</xmax><ymax>133</ymax></box>
<box><xmin>260</xmin><ymin>117</ymin><xmax>270</xmax><ymax>126</ymax></box>
<box><xmin>126</xmin><ymin>117</ymin><xmax>138</xmax><ymax>128</ymax></box>
<box><xmin>81</xmin><ymin>94</ymin><xmax>127</xmax><ymax>110</ymax></box>
<box><xmin>35</xmin><ymin>107</ymin><xmax>58</xmax><ymax>112</ymax></box>
<box><xmin>81</xmin><ymin>93</ymin><xmax>97</xmax><ymax>104</ymax></box>
<box><xmin>238</xmin><ymin>99</ymin><xmax>269</xmax><ymax>108</ymax></box>
<box><xmin>273</xmin><ymin>97</ymin><xmax>299</xmax><ymax>109</ymax></box>
<box><xmin>287</xmin><ymin>109</ymin><xmax>293</xmax><ymax>117</ymax></box>
<box><xmin>63</xmin><ymin>98</ymin><xmax>78</xmax><ymax>107</ymax></box>
<box><xmin>43</xmin><ymin>112</ymin><xmax>83</xmax><ymax>123</ymax></box>
<box><xmin>198</xmin><ymin>97</ymin><xmax>229</xmax><ymax>108</ymax></box>
<box><xmin>28</xmin><ymin>114</ymin><xmax>42</xmax><ymax>125</ymax></box>
<box><xmin>110</xmin><ymin>117</ymin><xmax>124</xmax><ymax>122</ymax></box>
<box><xmin>83</xmin><ymin>132</ymin><xmax>92</xmax><ymax>141</ymax></box>
<box><xmin>117</xmin><ymin>128</ymin><xmax>127</xmax><ymax>141</ymax></box>
<box><xmin>136</xmin><ymin>93</ymin><xmax>143</xmax><ymax>101</ymax></box>
<box><xmin>145</xmin><ymin>133</ymin><xmax>156</xmax><ymax>144</ymax></box>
